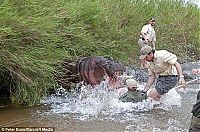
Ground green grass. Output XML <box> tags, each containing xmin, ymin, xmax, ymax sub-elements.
<box><xmin>0</xmin><ymin>0</ymin><xmax>199</xmax><ymax>105</ymax></box>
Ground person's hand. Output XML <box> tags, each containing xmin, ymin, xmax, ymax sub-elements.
<box><xmin>144</xmin><ymin>86</ymin><xmax>150</xmax><ymax>92</ymax></box>
<box><xmin>144</xmin><ymin>39</ymin><xmax>148</xmax><ymax>44</ymax></box>
<box><xmin>140</xmin><ymin>66</ymin><xmax>147</xmax><ymax>70</ymax></box>
<box><xmin>140</xmin><ymin>62</ymin><xmax>149</xmax><ymax>70</ymax></box>
<box><xmin>192</xmin><ymin>69</ymin><xmax>200</xmax><ymax>75</ymax></box>
<box><xmin>179</xmin><ymin>77</ymin><xmax>186</xmax><ymax>89</ymax></box>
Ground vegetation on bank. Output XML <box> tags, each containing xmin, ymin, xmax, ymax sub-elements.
<box><xmin>0</xmin><ymin>0</ymin><xmax>199</xmax><ymax>105</ymax></box>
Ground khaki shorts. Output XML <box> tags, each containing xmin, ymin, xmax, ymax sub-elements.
<box><xmin>138</xmin><ymin>39</ymin><xmax>147</xmax><ymax>48</ymax></box>
<box><xmin>138</xmin><ymin>39</ymin><xmax>153</xmax><ymax>48</ymax></box>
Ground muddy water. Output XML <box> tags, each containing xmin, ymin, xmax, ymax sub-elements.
<box><xmin>0</xmin><ymin>83</ymin><xmax>199</xmax><ymax>132</ymax></box>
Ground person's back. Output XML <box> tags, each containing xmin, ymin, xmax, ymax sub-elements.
<box><xmin>119</xmin><ymin>90</ymin><xmax>147</xmax><ymax>103</ymax></box>
<box><xmin>148</xmin><ymin>50</ymin><xmax>178</xmax><ymax>76</ymax></box>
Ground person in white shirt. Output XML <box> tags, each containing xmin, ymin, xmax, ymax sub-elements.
<box><xmin>138</xmin><ymin>17</ymin><xmax>156</xmax><ymax>69</ymax></box>
<box><xmin>138</xmin><ymin>17</ymin><xmax>156</xmax><ymax>49</ymax></box>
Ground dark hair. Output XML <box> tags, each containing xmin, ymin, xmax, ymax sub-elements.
<box><xmin>147</xmin><ymin>49</ymin><xmax>155</xmax><ymax>55</ymax></box>
<box><xmin>150</xmin><ymin>17</ymin><xmax>156</xmax><ymax>21</ymax></box>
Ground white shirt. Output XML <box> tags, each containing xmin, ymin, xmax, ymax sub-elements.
<box><xmin>140</xmin><ymin>24</ymin><xmax>156</xmax><ymax>42</ymax></box>
<box><xmin>148</xmin><ymin>50</ymin><xmax>178</xmax><ymax>76</ymax></box>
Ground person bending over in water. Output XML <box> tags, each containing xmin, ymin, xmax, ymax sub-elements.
<box><xmin>139</xmin><ymin>46</ymin><xmax>186</xmax><ymax>101</ymax></box>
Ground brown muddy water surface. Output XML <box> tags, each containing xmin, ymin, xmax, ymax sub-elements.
<box><xmin>0</xmin><ymin>83</ymin><xmax>199</xmax><ymax>132</ymax></box>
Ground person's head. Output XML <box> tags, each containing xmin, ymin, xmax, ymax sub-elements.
<box><xmin>126</xmin><ymin>79</ymin><xmax>137</xmax><ymax>90</ymax></box>
<box><xmin>149</xmin><ymin>17</ymin><xmax>156</xmax><ymax>26</ymax></box>
<box><xmin>139</xmin><ymin>46</ymin><xmax>155</xmax><ymax>62</ymax></box>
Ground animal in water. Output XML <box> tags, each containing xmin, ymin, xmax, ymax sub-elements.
<box><xmin>55</xmin><ymin>56</ymin><xmax>125</xmax><ymax>91</ymax></box>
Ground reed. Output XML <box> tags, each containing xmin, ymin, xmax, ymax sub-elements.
<box><xmin>0</xmin><ymin>0</ymin><xmax>199</xmax><ymax>105</ymax></box>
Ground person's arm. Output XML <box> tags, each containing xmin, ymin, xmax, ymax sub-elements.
<box><xmin>152</xmin><ymin>29</ymin><xmax>156</xmax><ymax>50</ymax></box>
<box><xmin>140</xmin><ymin>25</ymin><xmax>148</xmax><ymax>44</ymax></box>
<box><xmin>152</xmin><ymin>41</ymin><xmax>156</xmax><ymax>50</ymax></box>
<box><xmin>174</xmin><ymin>62</ymin><xmax>186</xmax><ymax>88</ymax></box>
<box><xmin>192</xmin><ymin>69</ymin><xmax>200</xmax><ymax>74</ymax></box>
<box><xmin>152</xmin><ymin>34</ymin><xmax>156</xmax><ymax>50</ymax></box>
<box><xmin>144</xmin><ymin>73</ymin><xmax>156</xmax><ymax>92</ymax></box>
<box><xmin>141</xmin><ymin>32</ymin><xmax>148</xmax><ymax>44</ymax></box>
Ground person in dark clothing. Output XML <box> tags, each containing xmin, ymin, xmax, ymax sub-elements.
<box><xmin>119</xmin><ymin>79</ymin><xmax>147</xmax><ymax>103</ymax></box>
<box><xmin>189</xmin><ymin>91</ymin><xmax>200</xmax><ymax>131</ymax></box>
<box><xmin>189</xmin><ymin>69</ymin><xmax>200</xmax><ymax>131</ymax></box>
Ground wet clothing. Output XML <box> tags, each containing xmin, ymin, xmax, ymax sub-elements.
<box><xmin>119</xmin><ymin>90</ymin><xmax>147</xmax><ymax>103</ymax></box>
<box><xmin>189</xmin><ymin>90</ymin><xmax>200</xmax><ymax>131</ymax></box>
<box><xmin>155</xmin><ymin>75</ymin><xmax>178</xmax><ymax>95</ymax></box>
<box><xmin>138</xmin><ymin>24</ymin><xmax>156</xmax><ymax>48</ymax></box>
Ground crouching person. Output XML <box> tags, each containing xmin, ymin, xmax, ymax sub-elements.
<box><xmin>119</xmin><ymin>79</ymin><xmax>147</xmax><ymax>103</ymax></box>
<box><xmin>189</xmin><ymin>69</ymin><xmax>200</xmax><ymax>132</ymax></box>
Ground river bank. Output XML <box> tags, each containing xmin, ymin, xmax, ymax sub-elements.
<box><xmin>0</xmin><ymin>0</ymin><xmax>199</xmax><ymax>105</ymax></box>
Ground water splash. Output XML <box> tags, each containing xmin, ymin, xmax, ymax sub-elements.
<box><xmin>41</xmin><ymin>79</ymin><xmax>182</xmax><ymax>121</ymax></box>
<box><xmin>159</xmin><ymin>88</ymin><xmax>182</xmax><ymax>110</ymax></box>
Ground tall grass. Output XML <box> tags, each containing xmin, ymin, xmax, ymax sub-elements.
<box><xmin>0</xmin><ymin>0</ymin><xmax>199</xmax><ymax>105</ymax></box>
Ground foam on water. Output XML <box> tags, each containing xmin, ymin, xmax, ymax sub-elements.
<box><xmin>41</xmin><ymin>80</ymin><xmax>182</xmax><ymax>120</ymax></box>
<box><xmin>159</xmin><ymin>88</ymin><xmax>182</xmax><ymax>110</ymax></box>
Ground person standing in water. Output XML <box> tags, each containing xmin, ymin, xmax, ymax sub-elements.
<box><xmin>189</xmin><ymin>69</ymin><xmax>200</xmax><ymax>131</ymax></box>
<box><xmin>139</xmin><ymin>45</ymin><xmax>186</xmax><ymax>100</ymax></box>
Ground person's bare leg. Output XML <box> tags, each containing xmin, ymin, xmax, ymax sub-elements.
<box><xmin>147</xmin><ymin>88</ymin><xmax>161</xmax><ymax>100</ymax></box>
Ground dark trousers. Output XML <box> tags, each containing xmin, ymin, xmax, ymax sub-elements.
<box><xmin>189</xmin><ymin>90</ymin><xmax>200</xmax><ymax>132</ymax></box>
<box><xmin>155</xmin><ymin>75</ymin><xmax>178</xmax><ymax>95</ymax></box>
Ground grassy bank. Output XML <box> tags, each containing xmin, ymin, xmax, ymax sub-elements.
<box><xmin>0</xmin><ymin>0</ymin><xmax>199</xmax><ymax>105</ymax></box>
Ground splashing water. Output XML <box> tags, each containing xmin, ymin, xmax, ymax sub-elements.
<box><xmin>1</xmin><ymin>66</ymin><xmax>198</xmax><ymax>131</ymax></box>
<box><xmin>38</xmin><ymin>72</ymin><xmax>200</xmax><ymax>132</ymax></box>
<box><xmin>41</xmin><ymin>79</ymin><xmax>182</xmax><ymax>121</ymax></box>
